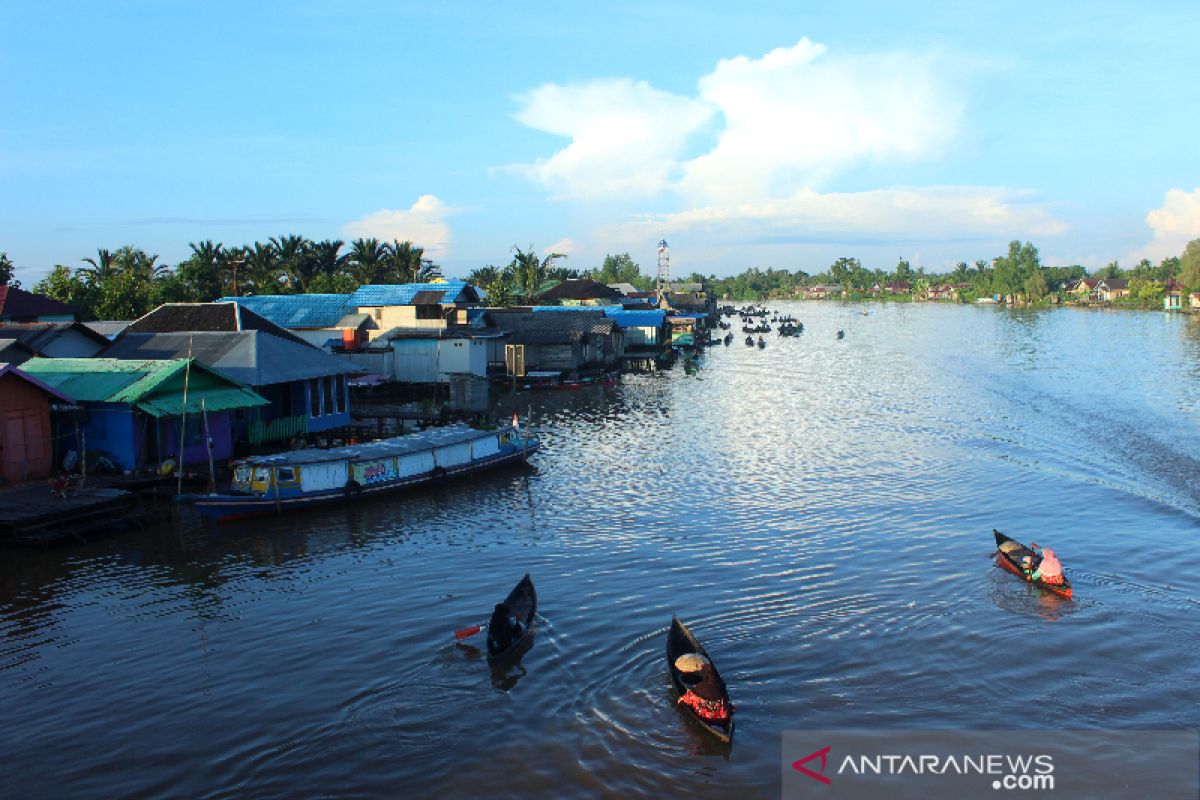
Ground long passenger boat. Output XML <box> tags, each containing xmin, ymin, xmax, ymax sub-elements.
<box><xmin>191</xmin><ymin>423</ymin><xmax>539</xmax><ymax>522</ymax></box>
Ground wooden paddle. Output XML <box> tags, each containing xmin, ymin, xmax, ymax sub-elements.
<box><xmin>454</xmin><ymin>624</ymin><xmax>484</xmax><ymax>640</ymax></box>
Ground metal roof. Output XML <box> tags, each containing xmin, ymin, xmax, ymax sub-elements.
<box><xmin>0</xmin><ymin>286</ymin><xmax>77</xmax><ymax>320</ymax></box>
<box><xmin>18</xmin><ymin>357</ymin><xmax>268</xmax><ymax>415</ymax></box>
<box><xmin>216</xmin><ymin>294</ymin><xmax>355</xmax><ymax>329</ymax></box>
<box><xmin>348</xmin><ymin>281</ymin><xmax>481</xmax><ymax>307</ymax></box>
<box><xmin>237</xmin><ymin>424</ymin><xmax>504</xmax><ymax>466</ymax></box>
<box><xmin>0</xmin><ymin>363</ymin><xmax>75</xmax><ymax>402</ymax></box>
<box><xmin>102</xmin><ymin>331</ymin><xmax>355</xmax><ymax>386</ymax></box>
<box><xmin>534</xmin><ymin>279</ymin><xmax>623</xmax><ymax>302</ymax></box>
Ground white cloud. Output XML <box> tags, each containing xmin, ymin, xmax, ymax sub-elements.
<box><xmin>509</xmin><ymin>38</ymin><xmax>964</xmax><ymax>205</ymax></box>
<box><xmin>508</xmin><ymin>79</ymin><xmax>714</xmax><ymax>198</ymax></box>
<box><xmin>1133</xmin><ymin>188</ymin><xmax>1200</xmax><ymax>262</ymax></box>
<box><xmin>545</xmin><ymin>238</ymin><xmax>576</xmax><ymax>257</ymax></box>
<box><xmin>682</xmin><ymin>38</ymin><xmax>962</xmax><ymax>204</ymax></box>
<box><xmin>342</xmin><ymin>195</ymin><xmax>453</xmax><ymax>257</ymax></box>
<box><xmin>598</xmin><ymin>185</ymin><xmax>1066</xmax><ymax>248</ymax></box>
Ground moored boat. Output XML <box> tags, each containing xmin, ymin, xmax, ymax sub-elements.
<box><xmin>993</xmin><ymin>529</ymin><xmax>1073</xmax><ymax>599</ymax></box>
<box><xmin>487</xmin><ymin>573</ymin><xmax>537</xmax><ymax>663</ymax></box>
<box><xmin>667</xmin><ymin>616</ymin><xmax>735</xmax><ymax>744</ymax></box>
<box><xmin>190</xmin><ymin>423</ymin><xmax>539</xmax><ymax>522</ymax></box>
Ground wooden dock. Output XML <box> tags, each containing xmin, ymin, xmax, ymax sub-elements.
<box><xmin>0</xmin><ymin>484</ymin><xmax>144</xmax><ymax>546</ymax></box>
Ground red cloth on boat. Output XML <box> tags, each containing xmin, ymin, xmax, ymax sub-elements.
<box><xmin>679</xmin><ymin>690</ymin><xmax>733</xmax><ymax>722</ymax></box>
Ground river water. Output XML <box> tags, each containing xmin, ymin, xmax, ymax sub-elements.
<box><xmin>2</xmin><ymin>302</ymin><xmax>1198</xmax><ymax>799</ymax></box>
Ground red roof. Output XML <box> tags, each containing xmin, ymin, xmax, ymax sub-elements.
<box><xmin>0</xmin><ymin>286</ymin><xmax>77</xmax><ymax>320</ymax></box>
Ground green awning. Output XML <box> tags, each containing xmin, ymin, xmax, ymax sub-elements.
<box><xmin>135</xmin><ymin>386</ymin><xmax>270</xmax><ymax>418</ymax></box>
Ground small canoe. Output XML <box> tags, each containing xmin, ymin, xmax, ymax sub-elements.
<box><xmin>993</xmin><ymin>530</ymin><xmax>1073</xmax><ymax>599</ymax></box>
<box><xmin>487</xmin><ymin>573</ymin><xmax>537</xmax><ymax>662</ymax></box>
<box><xmin>667</xmin><ymin>616</ymin><xmax>734</xmax><ymax>744</ymax></box>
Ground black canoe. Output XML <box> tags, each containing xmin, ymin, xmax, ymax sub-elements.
<box><xmin>487</xmin><ymin>573</ymin><xmax>537</xmax><ymax>662</ymax></box>
<box><xmin>993</xmin><ymin>530</ymin><xmax>1073</xmax><ymax>599</ymax></box>
<box><xmin>666</xmin><ymin>616</ymin><xmax>734</xmax><ymax>744</ymax></box>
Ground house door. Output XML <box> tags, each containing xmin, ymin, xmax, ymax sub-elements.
<box><xmin>2</xmin><ymin>409</ymin><xmax>45</xmax><ymax>482</ymax></box>
<box><xmin>505</xmin><ymin>344</ymin><xmax>526</xmax><ymax>377</ymax></box>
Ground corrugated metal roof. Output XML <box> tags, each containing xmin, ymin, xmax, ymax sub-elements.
<box><xmin>217</xmin><ymin>294</ymin><xmax>354</xmax><ymax>329</ymax></box>
<box><xmin>18</xmin><ymin>357</ymin><xmax>267</xmax><ymax>414</ymax></box>
<box><xmin>0</xmin><ymin>286</ymin><xmax>77</xmax><ymax>319</ymax></box>
<box><xmin>349</xmin><ymin>281</ymin><xmax>480</xmax><ymax>307</ymax></box>
<box><xmin>136</xmin><ymin>387</ymin><xmax>269</xmax><ymax>418</ymax></box>
<box><xmin>103</xmin><ymin>331</ymin><xmax>354</xmax><ymax>386</ymax></box>
<box><xmin>0</xmin><ymin>363</ymin><xmax>75</xmax><ymax>402</ymax></box>
<box><xmin>19</xmin><ymin>357</ymin><xmax>183</xmax><ymax>401</ymax></box>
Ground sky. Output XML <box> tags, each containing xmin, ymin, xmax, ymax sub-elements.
<box><xmin>2</xmin><ymin>1</ymin><xmax>1199</xmax><ymax>285</ymax></box>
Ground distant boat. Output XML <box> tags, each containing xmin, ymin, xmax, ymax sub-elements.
<box><xmin>190</xmin><ymin>423</ymin><xmax>539</xmax><ymax>522</ymax></box>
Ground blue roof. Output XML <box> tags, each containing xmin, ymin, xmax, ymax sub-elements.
<box><xmin>217</xmin><ymin>294</ymin><xmax>352</xmax><ymax>329</ymax></box>
<box><xmin>348</xmin><ymin>281</ymin><xmax>480</xmax><ymax>307</ymax></box>
<box><xmin>530</xmin><ymin>305</ymin><xmax>665</xmax><ymax>329</ymax></box>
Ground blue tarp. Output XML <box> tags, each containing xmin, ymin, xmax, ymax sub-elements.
<box><xmin>218</xmin><ymin>294</ymin><xmax>353</xmax><ymax>329</ymax></box>
<box><xmin>349</xmin><ymin>281</ymin><xmax>478</xmax><ymax>307</ymax></box>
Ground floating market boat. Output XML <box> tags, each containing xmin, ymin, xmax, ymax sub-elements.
<box><xmin>487</xmin><ymin>573</ymin><xmax>537</xmax><ymax>663</ymax></box>
<box><xmin>190</xmin><ymin>423</ymin><xmax>539</xmax><ymax>522</ymax></box>
<box><xmin>993</xmin><ymin>529</ymin><xmax>1073</xmax><ymax>599</ymax></box>
<box><xmin>667</xmin><ymin>616</ymin><xmax>735</xmax><ymax>744</ymax></box>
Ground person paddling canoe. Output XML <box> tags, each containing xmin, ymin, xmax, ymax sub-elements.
<box><xmin>674</xmin><ymin>653</ymin><xmax>734</xmax><ymax>723</ymax></box>
<box><xmin>1024</xmin><ymin>546</ymin><xmax>1065</xmax><ymax>586</ymax></box>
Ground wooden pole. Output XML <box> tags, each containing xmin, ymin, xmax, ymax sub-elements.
<box><xmin>201</xmin><ymin>398</ymin><xmax>216</xmax><ymax>494</ymax></box>
<box><xmin>272</xmin><ymin>466</ymin><xmax>281</xmax><ymax>515</ymax></box>
<box><xmin>176</xmin><ymin>342</ymin><xmax>194</xmax><ymax>496</ymax></box>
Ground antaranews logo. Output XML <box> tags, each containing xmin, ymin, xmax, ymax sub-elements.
<box><xmin>791</xmin><ymin>746</ymin><xmax>832</xmax><ymax>785</ymax></box>
<box><xmin>784</xmin><ymin>730</ymin><xmax>1199</xmax><ymax>800</ymax></box>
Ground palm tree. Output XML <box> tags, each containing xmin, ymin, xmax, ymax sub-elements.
<box><xmin>80</xmin><ymin>248</ymin><xmax>118</xmax><ymax>283</ymax></box>
<box><xmin>271</xmin><ymin>234</ymin><xmax>316</xmax><ymax>292</ymax></box>
<box><xmin>387</xmin><ymin>240</ymin><xmax>425</xmax><ymax>283</ymax></box>
<box><xmin>242</xmin><ymin>241</ymin><xmax>280</xmax><ymax>294</ymax></box>
<box><xmin>181</xmin><ymin>240</ymin><xmax>225</xmax><ymax>301</ymax></box>
<box><xmin>311</xmin><ymin>239</ymin><xmax>346</xmax><ymax>279</ymax></box>
<box><xmin>510</xmin><ymin>245</ymin><xmax>567</xmax><ymax>301</ymax></box>
<box><xmin>113</xmin><ymin>246</ymin><xmax>166</xmax><ymax>281</ymax></box>
<box><xmin>348</xmin><ymin>238</ymin><xmax>389</xmax><ymax>285</ymax></box>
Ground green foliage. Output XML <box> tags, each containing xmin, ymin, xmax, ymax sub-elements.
<box><xmin>0</xmin><ymin>251</ymin><xmax>15</xmax><ymax>286</ymax></box>
<box><xmin>590</xmin><ymin>253</ymin><xmax>652</xmax><ymax>290</ymax></box>
<box><xmin>1181</xmin><ymin>239</ymin><xmax>1200</xmax><ymax>290</ymax></box>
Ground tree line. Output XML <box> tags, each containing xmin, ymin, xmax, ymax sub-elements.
<box><xmin>4</xmin><ymin>236</ymin><xmax>1198</xmax><ymax>319</ymax></box>
<box><xmin>13</xmin><ymin>237</ymin><xmax>439</xmax><ymax>321</ymax></box>
<box><xmin>694</xmin><ymin>239</ymin><xmax>1200</xmax><ymax>303</ymax></box>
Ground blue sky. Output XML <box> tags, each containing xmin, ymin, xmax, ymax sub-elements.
<box><xmin>3</xmin><ymin>1</ymin><xmax>1198</xmax><ymax>285</ymax></box>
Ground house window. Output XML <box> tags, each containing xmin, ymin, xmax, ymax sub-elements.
<box><xmin>416</xmin><ymin>304</ymin><xmax>441</xmax><ymax>320</ymax></box>
<box><xmin>373</xmin><ymin>307</ymin><xmax>383</xmax><ymax>321</ymax></box>
<box><xmin>310</xmin><ymin>379</ymin><xmax>321</xmax><ymax>417</ymax></box>
<box><xmin>334</xmin><ymin>375</ymin><xmax>345</xmax><ymax>413</ymax></box>
<box><xmin>324</xmin><ymin>376</ymin><xmax>334</xmax><ymax>416</ymax></box>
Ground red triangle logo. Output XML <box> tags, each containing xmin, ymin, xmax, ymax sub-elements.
<box><xmin>792</xmin><ymin>746</ymin><xmax>832</xmax><ymax>785</ymax></box>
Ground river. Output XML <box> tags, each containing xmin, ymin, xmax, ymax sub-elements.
<box><xmin>2</xmin><ymin>302</ymin><xmax>1198</xmax><ymax>798</ymax></box>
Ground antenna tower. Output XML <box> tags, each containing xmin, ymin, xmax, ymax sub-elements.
<box><xmin>656</xmin><ymin>236</ymin><xmax>670</xmax><ymax>291</ymax></box>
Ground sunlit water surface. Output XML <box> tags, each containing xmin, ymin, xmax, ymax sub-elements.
<box><xmin>2</xmin><ymin>303</ymin><xmax>1198</xmax><ymax>798</ymax></box>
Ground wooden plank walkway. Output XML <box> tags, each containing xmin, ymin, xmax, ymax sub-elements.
<box><xmin>0</xmin><ymin>483</ymin><xmax>143</xmax><ymax>546</ymax></box>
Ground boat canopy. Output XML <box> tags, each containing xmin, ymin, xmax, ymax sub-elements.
<box><xmin>233</xmin><ymin>424</ymin><xmax>504</xmax><ymax>467</ymax></box>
